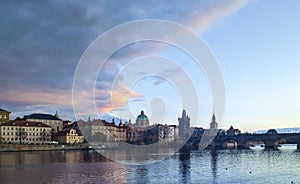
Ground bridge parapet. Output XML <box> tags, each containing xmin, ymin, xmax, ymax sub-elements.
<box><xmin>211</xmin><ymin>133</ymin><xmax>300</xmax><ymax>150</ymax></box>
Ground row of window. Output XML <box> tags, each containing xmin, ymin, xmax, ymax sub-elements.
<box><xmin>2</xmin><ymin>127</ymin><xmax>49</xmax><ymax>131</ymax></box>
<box><xmin>68</xmin><ymin>136</ymin><xmax>83</xmax><ymax>140</ymax></box>
<box><xmin>3</xmin><ymin>137</ymin><xmax>51</xmax><ymax>141</ymax></box>
<box><xmin>2</xmin><ymin>132</ymin><xmax>50</xmax><ymax>136</ymax></box>
<box><xmin>0</xmin><ymin>114</ymin><xmax>8</xmax><ymax>119</ymax></box>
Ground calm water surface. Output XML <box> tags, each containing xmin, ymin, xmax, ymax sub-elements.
<box><xmin>0</xmin><ymin>145</ymin><xmax>299</xmax><ymax>184</ymax></box>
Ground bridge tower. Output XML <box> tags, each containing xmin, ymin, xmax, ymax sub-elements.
<box><xmin>178</xmin><ymin>109</ymin><xmax>190</xmax><ymax>140</ymax></box>
<box><xmin>210</xmin><ymin>113</ymin><xmax>218</xmax><ymax>130</ymax></box>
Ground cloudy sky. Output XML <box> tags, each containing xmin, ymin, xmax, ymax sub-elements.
<box><xmin>1</xmin><ymin>0</ymin><xmax>299</xmax><ymax>132</ymax></box>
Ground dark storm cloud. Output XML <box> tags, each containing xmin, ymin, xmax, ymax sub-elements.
<box><xmin>0</xmin><ymin>0</ymin><xmax>247</xmax><ymax>119</ymax></box>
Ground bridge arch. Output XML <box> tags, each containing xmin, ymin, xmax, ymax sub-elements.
<box><xmin>220</xmin><ymin>138</ymin><xmax>239</xmax><ymax>149</ymax></box>
<box><xmin>241</xmin><ymin>138</ymin><xmax>265</xmax><ymax>149</ymax></box>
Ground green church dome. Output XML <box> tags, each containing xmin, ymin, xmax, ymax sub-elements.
<box><xmin>137</xmin><ymin>111</ymin><xmax>148</xmax><ymax>121</ymax></box>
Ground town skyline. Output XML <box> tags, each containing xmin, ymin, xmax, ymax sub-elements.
<box><xmin>1</xmin><ymin>107</ymin><xmax>299</xmax><ymax>134</ymax></box>
<box><xmin>0</xmin><ymin>1</ymin><xmax>299</xmax><ymax>132</ymax></box>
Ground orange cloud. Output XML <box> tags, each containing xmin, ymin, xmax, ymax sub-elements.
<box><xmin>0</xmin><ymin>89</ymin><xmax>72</xmax><ymax>107</ymax></box>
<box><xmin>97</xmin><ymin>84</ymin><xmax>141</xmax><ymax>113</ymax></box>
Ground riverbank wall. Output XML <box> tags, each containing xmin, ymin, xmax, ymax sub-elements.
<box><xmin>0</xmin><ymin>143</ymin><xmax>89</xmax><ymax>152</ymax></box>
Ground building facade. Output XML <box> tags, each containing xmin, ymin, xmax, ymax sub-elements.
<box><xmin>0</xmin><ymin>108</ymin><xmax>11</xmax><ymax>125</ymax></box>
<box><xmin>227</xmin><ymin>126</ymin><xmax>241</xmax><ymax>135</ymax></box>
<box><xmin>90</xmin><ymin>119</ymin><xmax>127</xmax><ymax>142</ymax></box>
<box><xmin>0</xmin><ymin>120</ymin><xmax>52</xmax><ymax>144</ymax></box>
<box><xmin>157</xmin><ymin>124</ymin><xmax>177</xmax><ymax>143</ymax></box>
<box><xmin>54</xmin><ymin>128</ymin><xmax>84</xmax><ymax>144</ymax></box>
<box><xmin>23</xmin><ymin>113</ymin><xmax>63</xmax><ymax>133</ymax></box>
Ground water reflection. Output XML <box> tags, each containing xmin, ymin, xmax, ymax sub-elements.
<box><xmin>1</xmin><ymin>147</ymin><xmax>300</xmax><ymax>183</ymax></box>
<box><xmin>210</xmin><ymin>148</ymin><xmax>218</xmax><ymax>180</ymax></box>
<box><xmin>178</xmin><ymin>150</ymin><xmax>191</xmax><ymax>184</ymax></box>
<box><xmin>0</xmin><ymin>150</ymin><xmax>111</xmax><ymax>166</ymax></box>
<box><xmin>134</xmin><ymin>166</ymin><xmax>149</xmax><ymax>183</ymax></box>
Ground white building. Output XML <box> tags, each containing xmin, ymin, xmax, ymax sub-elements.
<box><xmin>23</xmin><ymin>113</ymin><xmax>63</xmax><ymax>133</ymax></box>
<box><xmin>0</xmin><ymin>120</ymin><xmax>52</xmax><ymax>144</ymax></box>
<box><xmin>157</xmin><ymin>124</ymin><xmax>177</xmax><ymax>143</ymax></box>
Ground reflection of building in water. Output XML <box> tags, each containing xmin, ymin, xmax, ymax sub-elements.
<box><xmin>179</xmin><ymin>149</ymin><xmax>191</xmax><ymax>183</ymax></box>
<box><xmin>64</xmin><ymin>151</ymin><xmax>82</xmax><ymax>163</ymax></box>
<box><xmin>178</xmin><ymin>110</ymin><xmax>190</xmax><ymax>139</ymax></box>
<box><xmin>210</xmin><ymin>148</ymin><xmax>218</xmax><ymax>180</ymax></box>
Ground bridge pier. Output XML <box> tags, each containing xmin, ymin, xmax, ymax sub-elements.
<box><xmin>297</xmin><ymin>143</ymin><xmax>300</xmax><ymax>150</ymax></box>
<box><xmin>264</xmin><ymin>140</ymin><xmax>278</xmax><ymax>150</ymax></box>
<box><xmin>239</xmin><ymin>141</ymin><xmax>250</xmax><ymax>149</ymax></box>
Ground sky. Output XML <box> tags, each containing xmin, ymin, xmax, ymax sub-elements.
<box><xmin>0</xmin><ymin>0</ymin><xmax>299</xmax><ymax>132</ymax></box>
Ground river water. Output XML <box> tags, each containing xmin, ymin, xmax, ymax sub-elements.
<box><xmin>0</xmin><ymin>145</ymin><xmax>299</xmax><ymax>184</ymax></box>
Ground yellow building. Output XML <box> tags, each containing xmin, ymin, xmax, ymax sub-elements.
<box><xmin>0</xmin><ymin>108</ymin><xmax>11</xmax><ymax>125</ymax></box>
<box><xmin>54</xmin><ymin>128</ymin><xmax>84</xmax><ymax>144</ymax></box>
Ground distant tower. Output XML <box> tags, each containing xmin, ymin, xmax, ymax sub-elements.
<box><xmin>210</xmin><ymin>113</ymin><xmax>218</xmax><ymax>129</ymax></box>
<box><xmin>178</xmin><ymin>109</ymin><xmax>190</xmax><ymax>139</ymax></box>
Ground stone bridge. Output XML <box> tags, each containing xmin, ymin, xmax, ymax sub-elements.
<box><xmin>212</xmin><ymin>133</ymin><xmax>300</xmax><ymax>149</ymax></box>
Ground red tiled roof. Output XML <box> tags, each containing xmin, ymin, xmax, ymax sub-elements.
<box><xmin>77</xmin><ymin>119</ymin><xmax>127</xmax><ymax>129</ymax></box>
<box><xmin>2</xmin><ymin>120</ymin><xmax>51</xmax><ymax>128</ymax></box>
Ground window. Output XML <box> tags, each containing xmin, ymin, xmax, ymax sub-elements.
<box><xmin>57</xmin><ymin>126</ymin><xmax>59</xmax><ymax>131</ymax></box>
